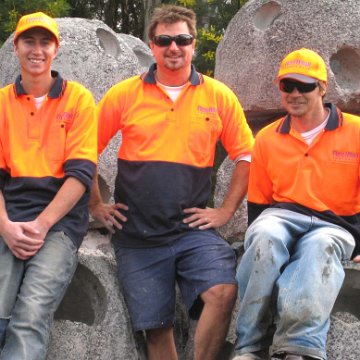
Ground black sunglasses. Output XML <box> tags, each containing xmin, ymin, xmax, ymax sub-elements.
<box><xmin>279</xmin><ymin>79</ymin><xmax>319</xmax><ymax>94</ymax></box>
<box><xmin>152</xmin><ymin>34</ymin><xmax>194</xmax><ymax>47</ymax></box>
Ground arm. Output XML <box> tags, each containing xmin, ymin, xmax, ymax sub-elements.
<box><xmin>89</xmin><ymin>85</ymin><xmax>129</xmax><ymax>233</ymax></box>
<box><xmin>30</xmin><ymin>177</ymin><xmax>87</xmax><ymax>239</ymax></box>
<box><xmin>183</xmin><ymin>160</ymin><xmax>250</xmax><ymax>230</ymax></box>
<box><xmin>89</xmin><ymin>169</ymin><xmax>128</xmax><ymax>234</ymax></box>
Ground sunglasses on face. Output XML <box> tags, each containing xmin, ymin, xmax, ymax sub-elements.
<box><xmin>152</xmin><ymin>34</ymin><xmax>194</xmax><ymax>47</ymax></box>
<box><xmin>279</xmin><ymin>79</ymin><xmax>319</xmax><ymax>94</ymax></box>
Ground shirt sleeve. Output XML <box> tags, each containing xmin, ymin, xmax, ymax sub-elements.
<box><xmin>247</xmin><ymin>133</ymin><xmax>274</xmax><ymax>223</ymax></box>
<box><xmin>217</xmin><ymin>84</ymin><xmax>254</xmax><ymax>161</ymax></box>
<box><xmin>97</xmin><ymin>84</ymin><xmax>124</xmax><ymax>155</ymax></box>
<box><xmin>63</xmin><ymin>86</ymin><xmax>98</xmax><ymax>190</ymax></box>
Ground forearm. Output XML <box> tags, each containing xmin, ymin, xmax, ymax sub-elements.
<box><xmin>36</xmin><ymin>177</ymin><xmax>86</xmax><ymax>230</ymax></box>
<box><xmin>89</xmin><ymin>168</ymin><xmax>102</xmax><ymax>211</ymax></box>
<box><xmin>0</xmin><ymin>191</ymin><xmax>9</xmax><ymax>230</ymax></box>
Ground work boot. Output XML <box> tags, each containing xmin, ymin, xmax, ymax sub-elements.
<box><xmin>233</xmin><ymin>349</ymin><xmax>268</xmax><ymax>359</ymax></box>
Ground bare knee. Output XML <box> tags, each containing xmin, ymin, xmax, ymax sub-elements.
<box><xmin>146</xmin><ymin>326</ymin><xmax>174</xmax><ymax>345</ymax></box>
<box><xmin>201</xmin><ymin>284</ymin><xmax>237</xmax><ymax>311</ymax></box>
<box><xmin>146</xmin><ymin>326</ymin><xmax>177</xmax><ymax>360</ymax></box>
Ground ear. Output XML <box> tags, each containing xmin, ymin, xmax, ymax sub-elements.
<box><xmin>319</xmin><ymin>81</ymin><xmax>327</xmax><ymax>96</ymax></box>
<box><xmin>14</xmin><ymin>40</ymin><xmax>19</xmax><ymax>57</ymax></box>
<box><xmin>54</xmin><ymin>44</ymin><xmax>59</xmax><ymax>58</ymax></box>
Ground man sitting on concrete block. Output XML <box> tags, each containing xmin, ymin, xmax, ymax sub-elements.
<box><xmin>232</xmin><ymin>48</ymin><xmax>360</xmax><ymax>360</ymax></box>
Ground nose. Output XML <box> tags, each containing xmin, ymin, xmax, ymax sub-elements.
<box><xmin>168</xmin><ymin>40</ymin><xmax>179</xmax><ymax>50</ymax></box>
<box><xmin>289</xmin><ymin>87</ymin><xmax>301</xmax><ymax>95</ymax></box>
<box><xmin>31</xmin><ymin>41</ymin><xmax>43</xmax><ymax>53</ymax></box>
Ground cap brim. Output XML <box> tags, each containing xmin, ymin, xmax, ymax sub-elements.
<box><xmin>278</xmin><ymin>73</ymin><xmax>317</xmax><ymax>83</ymax></box>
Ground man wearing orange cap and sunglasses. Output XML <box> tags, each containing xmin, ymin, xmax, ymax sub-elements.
<box><xmin>232</xmin><ymin>48</ymin><xmax>360</xmax><ymax>360</ymax></box>
<box><xmin>0</xmin><ymin>12</ymin><xmax>97</xmax><ymax>359</ymax></box>
<box><xmin>90</xmin><ymin>4</ymin><xmax>254</xmax><ymax>360</ymax></box>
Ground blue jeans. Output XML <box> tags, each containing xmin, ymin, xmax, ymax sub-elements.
<box><xmin>0</xmin><ymin>231</ymin><xmax>78</xmax><ymax>360</ymax></box>
<box><xmin>234</xmin><ymin>208</ymin><xmax>355</xmax><ymax>360</ymax></box>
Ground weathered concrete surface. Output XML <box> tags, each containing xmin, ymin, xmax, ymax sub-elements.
<box><xmin>214</xmin><ymin>158</ymin><xmax>248</xmax><ymax>244</ymax></box>
<box><xmin>327</xmin><ymin>262</ymin><xmax>360</xmax><ymax>360</ymax></box>
<box><xmin>116</xmin><ymin>33</ymin><xmax>154</xmax><ymax>72</ymax></box>
<box><xmin>215</xmin><ymin>0</ymin><xmax>360</xmax><ymax>125</ymax></box>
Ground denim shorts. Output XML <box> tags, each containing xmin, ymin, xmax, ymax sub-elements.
<box><xmin>112</xmin><ymin>230</ymin><xmax>237</xmax><ymax>331</ymax></box>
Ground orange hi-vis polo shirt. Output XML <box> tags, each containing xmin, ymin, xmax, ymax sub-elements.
<box><xmin>248</xmin><ymin>103</ymin><xmax>360</xmax><ymax>257</ymax></box>
<box><xmin>0</xmin><ymin>72</ymin><xmax>97</xmax><ymax>248</ymax></box>
<box><xmin>98</xmin><ymin>64</ymin><xmax>254</xmax><ymax>247</ymax></box>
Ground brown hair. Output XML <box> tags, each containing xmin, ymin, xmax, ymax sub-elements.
<box><xmin>148</xmin><ymin>5</ymin><xmax>197</xmax><ymax>41</ymax></box>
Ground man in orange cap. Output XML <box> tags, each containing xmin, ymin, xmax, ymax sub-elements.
<box><xmin>232</xmin><ymin>48</ymin><xmax>360</xmax><ymax>360</ymax></box>
<box><xmin>0</xmin><ymin>12</ymin><xmax>97</xmax><ymax>359</ymax></box>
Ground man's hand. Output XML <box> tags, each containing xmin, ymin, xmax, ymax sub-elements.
<box><xmin>1</xmin><ymin>220</ymin><xmax>44</xmax><ymax>260</ymax></box>
<box><xmin>90</xmin><ymin>202</ymin><xmax>129</xmax><ymax>234</ymax></box>
<box><xmin>352</xmin><ymin>255</ymin><xmax>360</xmax><ymax>263</ymax></box>
<box><xmin>182</xmin><ymin>206</ymin><xmax>233</xmax><ymax>230</ymax></box>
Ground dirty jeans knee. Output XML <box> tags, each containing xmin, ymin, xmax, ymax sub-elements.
<box><xmin>270</xmin><ymin>219</ymin><xmax>355</xmax><ymax>359</ymax></box>
<box><xmin>234</xmin><ymin>208</ymin><xmax>308</xmax><ymax>354</ymax></box>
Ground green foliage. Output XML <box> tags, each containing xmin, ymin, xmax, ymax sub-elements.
<box><xmin>195</xmin><ymin>25</ymin><xmax>222</xmax><ymax>76</ymax></box>
<box><xmin>0</xmin><ymin>0</ymin><xmax>70</xmax><ymax>45</ymax></box>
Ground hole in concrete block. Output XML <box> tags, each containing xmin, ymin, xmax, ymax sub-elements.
<box><xmin>133</xmin><ymin>48</ymin><xmax>153</xmax><ymax>69</ymax></box>
<box><xmin>332</xmin><ymin>268</ymin><xmax>360</xmax><ymax>319</ymax></box>
<box><xmin>55</xmin><ymin>264</ymin><xmax>107</xmax><ymax>325</ymax></box>
<box><xmin>330</xmin><ymin>47</ymin><xmax>360</xmax><ymax>91</ymax></box>
<box><xmin>96</xmin><ymin>28</ymin><xmax>121</xmax><ymax>58</ymax></box>
<box><xmin>254</xmin><ymin>1</ymin><xmax>281</xmax><ymax>30</ymax></box>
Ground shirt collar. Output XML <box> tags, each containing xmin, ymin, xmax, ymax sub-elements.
<box><xmin>142</xmin><ymin>63</ymin><xmax>202</xmax><ymax>86</ymax></box>
<box><xmin>14</xmin><ymin>71</ymin><xmax>66</xmax><ymax>99</ymax></box>
<box><xmin>277</xmin><ymin>103</ymin><xmax>341</xmax><ymax>134</ymax></box>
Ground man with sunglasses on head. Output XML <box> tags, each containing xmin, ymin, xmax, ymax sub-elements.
<box><xmin>90</xmin><ymin>4</ymin><xmax>254</xmax><ymax>360</ymax></box>
<box><xmin>232</xmin><ymin>48</ymin><xmax>360</xmax><ymax>360</ymax></box>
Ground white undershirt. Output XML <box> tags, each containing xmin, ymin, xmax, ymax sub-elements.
<box><xmin>157</xmin><ymin>82</ymin><xmax>186</xmax><ymax>102</ymax></box>
<box><xmin>300</xmin><ymin>111</ymin><xmax>330</xmax><ymax>145</ymax></box>
<box><xmin>34</xmin><ymin>95</ymin><xmax>46</xmax><ymax>109</ymax></box>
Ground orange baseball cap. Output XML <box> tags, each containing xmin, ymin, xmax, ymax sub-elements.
<box><xmin>14</xmin><ymin>12</ymin><xmax>60</xmax><ymax>45</ymax></box>
<box><xmin>276</xmin><ymin>48</ymin><xmax>327</xmax><ymax>83</ymax></box>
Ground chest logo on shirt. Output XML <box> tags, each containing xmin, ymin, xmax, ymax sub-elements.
<box><xmin>56</xmin><ymin>111</ymin><xmax>75</xmax><ymax>121</ymax></box>
<box><xmin>332</xmin><ymin>150</ymin><xmax>359</xmax><ymax>163</ymax></box>
<box><xmin>197</xmin><ymin>105</ymin><xmax>217</xmax><ymax>114</ymax></box>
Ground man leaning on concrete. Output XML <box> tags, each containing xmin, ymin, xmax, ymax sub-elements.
<box><xmin>0</xmin><ymin>12</ymin><xmax>97</xmax><ymax>360</ymax></box>
<box><xmin>90</xmin><ymin>4</ymin><xmax>254</xmax><ymax>360</ymax></box>
<box><xmin>232</xmin><ymin>48</ymin><xmax>360</xmax><ymax>360</ymax></box>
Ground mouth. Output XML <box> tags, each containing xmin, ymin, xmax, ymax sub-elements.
<box><xmin>29</xmin><ymin>58</ymin><xmax>44</xmax><ymax>64</ymax></box>
<box><xmin>287</xmin><ymin>101</ymin><xmax>306</xmax><ymax>105</ymax></box>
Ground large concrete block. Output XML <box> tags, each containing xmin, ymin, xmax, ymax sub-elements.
<box><xmin>215</xmin><ymin>0</ymin><xmax>360</xmax><ymax>125</ymax></box>
<box><xmin>327</xmin><ymin>262</ymin><xmax>360</xmax><ymax>360</ymax></box>
<box><xmin>48</xmin><ymin>232</ymin><xmax>145</xmax><ymax>360</ymax></box>
<box><xmin>49</xmin><ymin>231</ymin><xmax>192</xmax><ymax>360</ymax></box>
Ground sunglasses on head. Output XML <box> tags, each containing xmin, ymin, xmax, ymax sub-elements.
<box><xmin>152</xmin><ymin>34</ymin><xmax>194</xmax><ymax>47</ymax></box>
<box><xmin>279</xmin><ymin>79</ymin><xmax>319</xmax><ymax>94</ymax></box>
